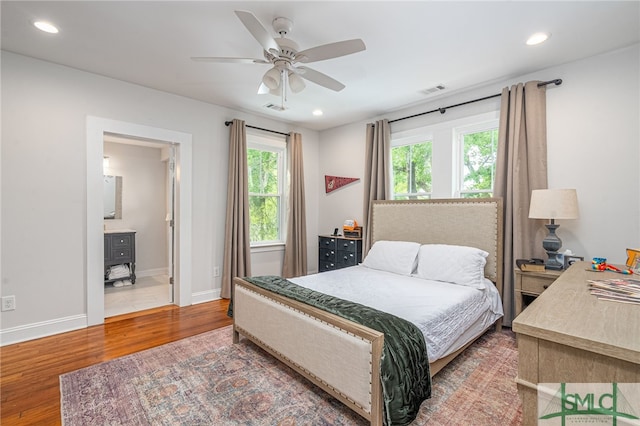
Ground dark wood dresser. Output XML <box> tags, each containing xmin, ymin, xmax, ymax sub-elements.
<box><xmin>318</xmin><ymin>235</ymin><xmax>362</xmax><ymax>272</ymax></box>
<box><xmin>104</xmin><ymin>230</ymin><xmax>136</xmax><ymax>284</ymax></box>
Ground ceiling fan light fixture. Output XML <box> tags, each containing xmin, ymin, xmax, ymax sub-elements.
<box><xmin>263</xmin><ymin>68</ymin><xmax>281</xmax><ymax>90</ymax></box>
<box><xmin>288</xmin><ymin>72</ymin><xmax>306</xmax><ymax>93</ymax></box>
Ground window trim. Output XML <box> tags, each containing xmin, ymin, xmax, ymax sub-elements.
<box><xmin>246</xmin><ymin>130</ymin><xmax>287</xmax><ymax>247</ymax></box>
<box><xmin>454</xmin><ymin>118</ymin><xmax>499</xmax><ymax>198</ymax></box>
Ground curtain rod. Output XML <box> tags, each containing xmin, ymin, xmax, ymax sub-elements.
<box><xmin>224</xmin><ymin>120</ymin><xmax>289</xmax><ymax>137</ymax></box>
<box><xmin>388</xmin><ymin>78</ymin><xmax>563</xmax><ymax>124</ymax></box>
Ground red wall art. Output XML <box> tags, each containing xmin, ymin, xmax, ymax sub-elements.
<box><xmin>325</xmin><ymin>175</ymin><xmax>359</xmax><ymax>193</ymax></box>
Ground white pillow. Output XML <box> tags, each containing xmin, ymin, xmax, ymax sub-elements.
<box><xmin>415</xmin><ymin>244</ymin><xmax>488</xmax><ymax>289</ymax></box>
<box><xmin>362</xmin><ymin>240</ymin><xmax>421</xmax><ymax>275</ymax></box>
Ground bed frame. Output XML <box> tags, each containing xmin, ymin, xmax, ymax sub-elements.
<box><xmin>232</xmin><ymin>198</ymin><xmax>503</xmax><ymax>425</ymax></box>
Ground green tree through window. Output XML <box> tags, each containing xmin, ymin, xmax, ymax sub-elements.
<box><xmin>247</xmin><ymin>147</ymin><xmax>282</xmax><ymax>243</ymax></box>
<box><xmin>460</xmin><ymin>129</ymin><xmax>498</xmax><ymax>198</ymax></box>
<box><xmin>392</xmin><ymin>142</ymin><xmax>432</xmax><ymax>199</ymax></box>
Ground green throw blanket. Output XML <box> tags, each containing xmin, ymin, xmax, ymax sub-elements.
<box><xmin>229</xmin><ymin>276</ymin><xmax>431</xmax><ymax>426</ymax></box>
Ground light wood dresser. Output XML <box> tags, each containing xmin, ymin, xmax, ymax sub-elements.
<box><xmin>512</xmin><ymin>261</ymin><xmax>640</xmax><ymax>426</ymax></box>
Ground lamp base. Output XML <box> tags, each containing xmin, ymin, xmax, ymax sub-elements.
<box><xmin>543</xmin><ymin>222</ymin><xmax>564</xmax><ymax>270</ymax></box>
<box><xmin>544</xmin><ymin>252</ymin><xmax>564</xmax><ymax>270</ymax></box>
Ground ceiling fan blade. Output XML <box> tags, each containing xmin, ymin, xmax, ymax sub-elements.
<box><xmin>294</xmin><ymin>39</ymin><xmax>366</xmax><ymax>64</ymax></box>
<box><xmin>234</xmin><ymin>10</ymin><xmax>279</xmax><ymax>54</ymax></box>
<box><xmin>295</xmin><ymin>66</ymin><xmax>345</xmax><ymax>92</ymax></box>
<box><xmin>191</xmin><ymin>57</ymin><xmax>269</xmax><ymax>64</ymax></box>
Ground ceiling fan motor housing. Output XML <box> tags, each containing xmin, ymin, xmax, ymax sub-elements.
<box><xmin>274</xmin><ymin>37</ymin><xmax>298</xmax><ymax>60</ymax></box>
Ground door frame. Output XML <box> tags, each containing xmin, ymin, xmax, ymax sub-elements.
<box><xmin>86</xmin><ymin>117</ymin><xmax>192</xmax><ymax>326</ymax></box>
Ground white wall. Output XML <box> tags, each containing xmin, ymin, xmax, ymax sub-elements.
<box><xmin>318</xmin><ymin>45</ymin><xmax>640</xmax><ymax>265</ymax></box>
<box><xmin>103</xmin><ymin>142</ymin><xmax>168</xmax><ymax>275</ymax></box>
<box><xmin>0</xmin><ymin>51</ymin><xmax>319</xmax><ymax>342</ymax></box>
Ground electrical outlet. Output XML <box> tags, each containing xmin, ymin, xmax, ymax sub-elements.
<box><xmin>213</xmin><ymin>266</ymin><xmax>220</xmax><ymax>277</ymax></box>
<box><xmin>1</xmin><ymin>295</ymin><xmax>16</xmax><ymax>311</ymax></box>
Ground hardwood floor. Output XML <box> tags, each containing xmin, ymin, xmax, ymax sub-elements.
<box><xmin>0</xmin><ymin>300</ymin><xmax>232</xmax><ymax>425</ymax></box>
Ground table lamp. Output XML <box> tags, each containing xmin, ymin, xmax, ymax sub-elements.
<box><xmin>528</xmin><ymin>189</ymin><xmax>579</xmax><ymax>270</ymax></box>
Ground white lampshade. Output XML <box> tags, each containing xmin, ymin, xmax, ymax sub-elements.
<box><xmin>529</xmin><ymin>189</ymin><xmax>579</xmax><ymax>220</ymax></box>
<box><xmin>262</xmin><ymin>68</ymin><xmax>281</xmax><ymax>90</ymax></box>
<box><xmin>288</xmin><ymin>71</ymin><xmax>305</xmax><ymax>93</ymax></box>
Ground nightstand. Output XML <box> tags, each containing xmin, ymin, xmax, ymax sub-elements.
<box><xmin>318</xmin><ymin>235</ymin><xmax>362</xmax><ymax>272</ymax></box>
<box><xmin>514</xmin><ymin>268</ymin><xmax>563</xmax><ymax>317</ymax></box>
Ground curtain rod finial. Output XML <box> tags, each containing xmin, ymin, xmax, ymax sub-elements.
<box><xmin>224</xmin><ymin>121</ymin><xmax>232</xmax><ymax>126</ymax></box>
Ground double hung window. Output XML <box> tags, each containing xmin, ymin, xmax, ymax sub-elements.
<box><xmin>246</xmin><ymin>133</ymin><xmax>287</xmax><ymax>245</ymax></box>
<box><xmin>391</xmin><ymin>138</ymin><xmax>433</xmax><ymax>200</ymax></box>
<box><xmin>457</xmin><ymin>124</ymin><xmax>498</xmax><ymax>198</ymax></box>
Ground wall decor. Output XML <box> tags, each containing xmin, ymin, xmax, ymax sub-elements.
<box><xmin>325</xmin><ymin>175</ymin><xmax>359</xmax><ymax>193</ymax></box>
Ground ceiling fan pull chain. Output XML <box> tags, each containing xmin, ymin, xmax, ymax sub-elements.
<box><xmin>281</xmin><ymin>69</ymin><xmax>287</xmax><ymax>108</ymax></box>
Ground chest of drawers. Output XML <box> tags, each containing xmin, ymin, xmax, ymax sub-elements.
<box><xmin>318</xmin><ymin>235</ymin><xmax>362</xmax><ymax>272</ymax></box>
<box><xmin>104</xmin><ymin>230</ymin><xmax>136</xmax><ymax>284</ymax></box>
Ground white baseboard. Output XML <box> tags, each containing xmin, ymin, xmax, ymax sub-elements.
<box><xmin>0</xmin><ymin>314</ymin><xmax>87</xmax><ymax>346</ymax></box>
<box><xmin>0</xmin><ymin>288</ymin><xmax>223</xmax><ymax>346</ymax></box>
<box><xmin>191</xmin><ymin>288</ymin><xmax>222</xmax><ymax>305</ymax></box>
<box><xmin>136</xmin><ymin>267</ymin><xmax>169</xmax><ymax>278</ymax></box>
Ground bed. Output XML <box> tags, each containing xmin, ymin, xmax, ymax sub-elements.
<box><xmin>232</xmin><ymin>198</ymin><xmax>504</xmax><ymax>425</ymax></box>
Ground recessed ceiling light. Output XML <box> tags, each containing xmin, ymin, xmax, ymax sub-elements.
<box><xmin>33</xmin><ymin>21</ymin><xmax>59</xmax><ymax>34</ymax></box>
<box><xmin>312</xmin><ymin>109</ymin><xmax>323</xmax><ymax>116</ymax></box>
<box><xmin>526</xmin><ymin>32</ymin><xmax>550</xmax><ymax>46</ymax></box>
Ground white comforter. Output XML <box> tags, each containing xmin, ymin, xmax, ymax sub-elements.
<box><xmin>290</xmin><ymin>265</ymin><xmax>503</xmax><ymax>361</ymax></box>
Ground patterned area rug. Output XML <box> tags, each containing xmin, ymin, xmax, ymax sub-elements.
<box><xmin>60</xmin><ymin>326</ymin><xmax>522</xmax><ymax>425</ymax></box>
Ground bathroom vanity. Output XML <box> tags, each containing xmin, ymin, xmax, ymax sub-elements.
<box><xmin>104</xmin><ymin>230</ymin><xmax>136</xmax><ymax>285</ymax></box>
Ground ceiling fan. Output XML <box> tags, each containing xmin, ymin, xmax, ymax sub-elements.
<box><xmin>192</xmin><ymin>10</ymin><xmax>366</xmax><ymax>109</ymax></box>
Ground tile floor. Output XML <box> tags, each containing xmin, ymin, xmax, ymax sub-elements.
<box><xmin>104</xmin><ymin>274</ymin><xmax>172</xmax><ymax>318</ymax></box>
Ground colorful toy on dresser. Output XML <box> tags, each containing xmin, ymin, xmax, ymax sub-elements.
<box><xmin>591</xmin><ymin>257</ymin><xmax>634</xmax><ymax>275</ymax></box>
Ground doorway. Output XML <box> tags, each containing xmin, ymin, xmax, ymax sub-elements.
<box><xmin>103</xmin><ymin>134</ymin><xmax>176</xmax><ymax>317</ymax></box>
<box><xmin>86</xmin><ymin>117</ymin><xmax>192</xmax><ymax>326</ymax></box>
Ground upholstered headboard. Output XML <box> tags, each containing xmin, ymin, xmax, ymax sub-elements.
<box><xmin>369</xmin><ymin>198</ymin><xmax>503</xmax><ymax>291</ymax></box>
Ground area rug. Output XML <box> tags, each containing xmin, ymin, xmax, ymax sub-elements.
<box><xmin>60</xmin><ymin>326</ymin><xmax>522</xmax><ymax>425</ymax></box>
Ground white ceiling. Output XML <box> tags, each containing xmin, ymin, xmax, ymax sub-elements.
<box><xmin>2</xmin><ymin>1</ymin><xmax>639</xmax><ymax>131</ymax></box>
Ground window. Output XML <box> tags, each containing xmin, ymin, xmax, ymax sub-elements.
<box><xmin>457</xmin><ymin>125</ymin><xmax>498</xmax><ymax>198</ymax></box>
<box><xmin>390</xmin><ymin>112</ymin><xmax>498</xmax><ymax>199</ymax></box>
<box><xmin>391</xmin><ymin>140</ymin><xmax>432</xmax><ymax>200</ymax></box>
<box><xmin>247</xmin><ymin>133</ymin><xmax>286</xmax><ymax>245</ymax></box>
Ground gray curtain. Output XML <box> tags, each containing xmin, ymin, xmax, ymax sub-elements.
<box><xmin>282</xmin><ymin>132</ymin><xmax>307</xmax><ymax>278</ymax></box>
<box><xmin>362</xmin><ymin>119</ymin><xmax>391</xmax><ymax>254</ymax></box>
<box><xmin>221</xmin><ymin>119</ymin><xmax>252</xmax><ymax>299</ymax></box>
<box><xmin>495</xmin><ymin>81</ymin><xmax>548</xmax><ymax>325</ymax></box>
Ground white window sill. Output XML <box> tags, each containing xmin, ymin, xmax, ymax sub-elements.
<box><xmin>251</xmin><ymin>243</ymin><xmax>285</xmax><ymax>253</ymax></box>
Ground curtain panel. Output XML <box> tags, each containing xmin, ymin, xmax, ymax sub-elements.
<box><xmin>221</xmin><ymin>119</ymin><xmax>252</xmax><ymax>299</ymax></box>
<box><xmin>495</xmin><ymin>81</ymin><xmax>548</xmax><ymax>325</ymax></box>
<box><xmin>362</xmin><ymin>119</ymin><xmax>391</xmax><ymax>254</ymax></box>
<box><xmin>282</xmin><ymin>132</ymin><xmax>308</xmax><ymax>278</ymax></box>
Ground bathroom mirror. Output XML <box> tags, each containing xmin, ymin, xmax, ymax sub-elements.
<box><xmin>104</xmin><ymin>175</ymin><xmax>123</xmax><ymax>219</ymax></box>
